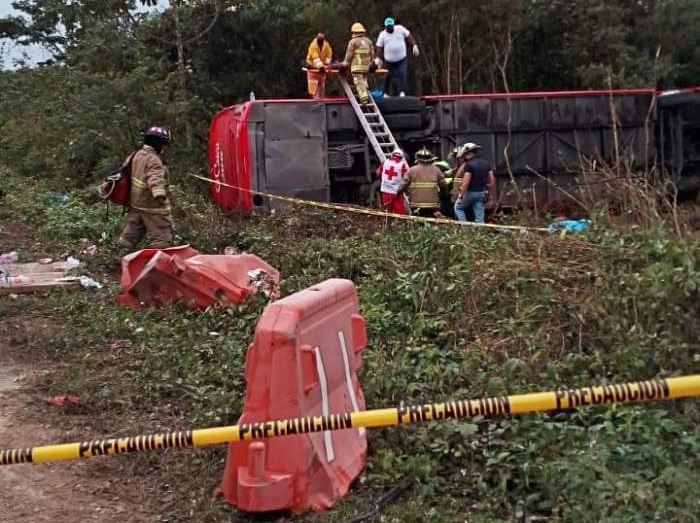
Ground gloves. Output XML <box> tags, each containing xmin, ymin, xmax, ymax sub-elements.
<box><xmin>412</xmin><ymin>45</ymin><xmax>420</xmax><ymax>57</ymax></box>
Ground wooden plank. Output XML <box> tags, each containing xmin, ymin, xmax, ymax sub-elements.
<box><xmin>0</xmin><ymin>262</ymin><xmax>76</xmax><ymax>276</ymax></box>
<box><xmin>0</xmin><ymin>261</ymin><xmax>83</xmax><ymax>295</ymax></box>
<box><xmin>0</xmin><ymin>280</ymin><xmax>82</xmax><ymax>295</ymax></box>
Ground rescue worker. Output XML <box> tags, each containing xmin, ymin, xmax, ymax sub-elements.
<box><xmin>118</xmin><ymin>126</ymin><xmax>173</xmax><ymax>250</ymax></box>
<box><xmin>432</xmin><ymin>154</ymin><xmax>454</xmax><ymax>218</ymax></box>
<box><xmin>305</xmin><ymin>30</ymin><xmax>333</xmax><ymax>99</ymax></box>
<box><xmin>450</xmin><ymin>145</ymin><xmax>469</xmax><ymax>220</ymax></box>
<box><xmin>399</xmin><ymin>147</ymin><xmax>447</xmax><ymax>217</ymax></box>
<box><xmin>375</xmin><ymin>16</ymin><xmax>419</xmax><ymax>97</ymax></box>
<box><xmin>456</xmin><ymin>143</ymin><xmax>496</xmax><ymax>224</ymax></box>
<box><xmin>342</xmin><ymin>22</ymin><xmax>375</xmax><ymax>105</ymax></box>
<box><xmin>376</xmin><ymin>148</ymin><xmax>409</xmax><ymax>214</ymax></box>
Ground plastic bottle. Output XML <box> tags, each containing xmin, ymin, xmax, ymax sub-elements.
<box><xmin>0</xmin><ymin>251</ymin><xmax>18</xmax><ymax>264</ymax></box>
<box><xmin>249</xmin><ymin>91</ymin><xmax>256</xmax><ymax>101</ymax></box>
<box><xmin>0</xmin><ymin>275</ymin><xmax>30</xmax><ymax>286</ymax></box>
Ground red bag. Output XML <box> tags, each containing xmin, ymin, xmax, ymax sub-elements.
<box><xmin>98</xmin><ymin>152</ymin><xmax>136</xmax><ymax>207</ymax></box>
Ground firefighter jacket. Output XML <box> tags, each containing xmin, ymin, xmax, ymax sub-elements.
<box><xmin>450</xmin><ymin>163</ymin><xmax>465</xmax><ymax>201</ymax></box>
<box><xmin>400</xmin><ymin>163</ymin><xmax>446</xmax><ymax>209</ymax></box>
<box><xmin>127</xmin><ymin>145</ymin><xmax>171</xmax><ymax>215</ymax></box>
<box><xmin>344</xmin><ymin>36</ymin><xmax>373</xmax><ymax>73</ymax></box>
<box><xmin>306</xmin><ymin>38</ymin><xmax>332</xmax><ymax>69</ymax></box>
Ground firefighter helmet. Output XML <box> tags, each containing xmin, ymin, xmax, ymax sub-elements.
<box><xmin>144</xmin><ymin>125</ymin><xmax>172</xmax><ymax>144</ymax></box>
<box><xmin>459</xmin><ymin>142</ymin><xmax>482</xmax><ymax>156</ymax></box>
<box><xmin>350</xmin><ymin>22</ymin><xmax>366</xmax><ymax>33</ymax></box>
<box><xmin>433</xmin><ymin>160</ymin><xmax>451</xmax><ymax>173</ymax></box>
<box><xmin>415</xmin><ymin>148</ymin><xmax>433</xmax><ymax>162</ymax></box>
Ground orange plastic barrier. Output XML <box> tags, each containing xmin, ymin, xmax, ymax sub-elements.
<box><xmin>117</xmin><ymin>245</ymin><xmax>279</xmax><ymax>309</ymax></box>
<box><xmin>220</xmin><ymin>278</ymin><xmax>368</xmax><ymax>512</ymax></box>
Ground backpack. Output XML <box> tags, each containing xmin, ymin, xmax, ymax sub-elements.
<box><xmin>98</xmin><ymin>151</ymin><xmax>137</xmax><ymax>208</ymax></box>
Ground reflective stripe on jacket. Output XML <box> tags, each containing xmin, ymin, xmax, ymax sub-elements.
<box><xmin>400</xmin><ymin>164</ymin><xmax>446</xmax><ymax>208</ymax></box>
<box><xmin>450</xmin><ymin>163</ymin><xmax>465</xmax><ymax>201</ymax></box>
<box><xmin>344</xmin><ymin>36</ymin><xmax>373</xmax><ymax>73</ymax></box>
<box><xmin>306</xmin><ymin>39</ymin><xmax>332</xmax><ymax>69</ymax></box>
<box><xmin>127</xmin><ymin>145</ymin><xmax>171</xmax><ymax>215</ymax></box>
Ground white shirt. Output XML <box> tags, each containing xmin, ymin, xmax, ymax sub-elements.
<box><xmin>376</xmin><ymin>25</ymin><xmax>411</xmax><ymax>63</ymax></box>
<box><xmin>379</xmin><ymin>157</ymin><xmax>409</xmax><ymax>194</ymax></box>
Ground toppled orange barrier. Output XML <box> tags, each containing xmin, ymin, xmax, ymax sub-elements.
<box><xmin>220</xmin><ymin>278</ymin><xmax>368</xmax><ymax>513</ymax></box>
<box><xmin>117</xmin><ymin>245</ymin><xmax>279</xmax><ymax>309</ymax></box>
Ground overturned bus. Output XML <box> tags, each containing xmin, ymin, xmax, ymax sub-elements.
<box><xmin>208</xmin><ymin>87</ymin><xmax>699</xmax><ymax>212</ymax></box>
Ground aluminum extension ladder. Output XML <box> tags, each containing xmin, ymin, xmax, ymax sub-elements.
<box><xmin>339</xmin><ymin>77</ymin><xmax>400</xmax><ymax>163</ymax></box>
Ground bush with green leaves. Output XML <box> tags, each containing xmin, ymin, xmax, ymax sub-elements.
<box><xmin>2</xmin><ymin>165</ymin><xmax>697</xmax><ymax>522</ymax></box>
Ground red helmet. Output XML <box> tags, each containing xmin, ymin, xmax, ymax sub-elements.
<box><xmin>144</xmin><ymin>125</ymin><xmax>172</xmax><ymax>144</ymax></box>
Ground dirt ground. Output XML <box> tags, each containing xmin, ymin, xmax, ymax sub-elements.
<box><xmin>0</xmin><ymin>347</ymin><xmax>158</xmax><ymax>522</ymax></box>
<box><xmin>1</xmin><ymin>211</ymin><xmax>157</xmax><ymax>522</ymax></box>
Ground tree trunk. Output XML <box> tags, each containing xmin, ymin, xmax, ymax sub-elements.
<box><xmin>173</xmin><ymin>5</ymin><xmax>192</xmax><ymax>150</ymax></box>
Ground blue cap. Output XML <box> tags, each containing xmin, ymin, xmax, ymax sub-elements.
<box><xmin>384</xmin><ymin>17</ymin><xmax>395</xmax><ymax>26</ymax></box>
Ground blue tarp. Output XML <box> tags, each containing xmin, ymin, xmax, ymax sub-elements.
<box><xmin>547</xmin><ymin>219</ymin><xmax>591</xmax><ymax>234</ymax></box>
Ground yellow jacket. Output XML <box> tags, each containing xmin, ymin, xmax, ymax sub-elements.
<box><xmin>127</xmin><ymin>145</ymin><xmax>171</xmax><ymax>215</ymax></box>
<box><xmin>343</xmin><ymin>36</ymin><xmax>373</xmax><ymax>73</ymax></box>
<box><xmin>306</xmin><ymin>39</ymin><xmax>332</xmax><ymax>69</ymax></box>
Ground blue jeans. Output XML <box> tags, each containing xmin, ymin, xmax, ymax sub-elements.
<box><xmin>459</xmin><ymin>191</ymin><xmax>486</xmax><ymax>223</ymax></box>
<box><xmin>454</xmin><ymin>198</ymin><xmax>466</xmax><ymax>222</ymax></box>
<box><xmin>384</xmin><ymin>58</ymin><xmax>407</xmax><ymax>95</ymax></box>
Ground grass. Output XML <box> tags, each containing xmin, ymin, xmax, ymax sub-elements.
<box><xmin>1</xmin><ymin>166</ymin><xmax>699</xmax><ymax>522</ymax></box>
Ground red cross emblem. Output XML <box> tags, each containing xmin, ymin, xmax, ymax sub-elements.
<box><xmin>385</xmin><ymin>165</ymin><xmax>398</xmax><ymax>180</ymax></box>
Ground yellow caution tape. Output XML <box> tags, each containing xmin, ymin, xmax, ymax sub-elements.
<box><xmin>191</xmin><ymin>174</ymin><xmax>550</xmax><ymax>233</ymax></box>
<box><xmin>1</xmin><ymin>375</ymin><xmax>697</xmax><ymax>466</ymax></box>
<box><xmin>301</xmin><ymin>67</ymin><xmax>388</xmax><ymax>76</ymax></box>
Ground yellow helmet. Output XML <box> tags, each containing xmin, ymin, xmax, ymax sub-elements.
<box><xmin>415</xmin><ymin>148</ymin><xmax>433</xmax><ymax>162</ymax></box>
<box><xmin>351</xmin><ymin>22</ymin><xmax>366</xmax><ymax>33</ymax></box>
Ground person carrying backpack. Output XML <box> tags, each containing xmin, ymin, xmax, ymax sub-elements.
<box><xmin>117</xmin><ymin>126</ymin><xmax>173</xmax><ymax>250</ymax></box>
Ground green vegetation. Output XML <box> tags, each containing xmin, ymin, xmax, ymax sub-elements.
<box><xmin>1</xmin><ymin>167</ymin><xmax>698</xmax><ymax>522</ymax></box>
<box><xmin>1</xmin><ymin>0</ymin><xmax>699</xmax><ymax>183</ymax></box>
<box><xmin>1</xmin><ymin>1</ymin><xmax>699</xmax><ymax>521</ymax></box>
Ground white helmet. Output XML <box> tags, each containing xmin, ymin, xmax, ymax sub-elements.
<box><xmin>391</xmin><ymin>149</ymin><xmax>404</xmax><ymax>158</ymax></box>
<box><xmin>458</xmin><ymin>142</ymin><xmax>482</xmax><ymax>157</ymax></box>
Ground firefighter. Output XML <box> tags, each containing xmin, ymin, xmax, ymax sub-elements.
<box><xmin>305</xmin><ymin>30</ymin><xmax>333</xmax><ymax>99</ymax></box>
<box><xmin>432</xmin><ymin>153</ymin><xmax>454</xmax><ymax>218</ymax></box>
<box><xmin>118</xmin><ymin>126</ymin><xmax>173</xmax><ymax>250</ymax></box>
<box><xmin>455</xmin><ymin>142</ymin><xmax>496</xmax><ymax>223</ymax></box>
<box><xmin>342</xmin><ymin>22</ymin><xmax>375</xmax><ymax>105</ymax></box>
<box><xmin>399</xmin><ymin>147</ymin><xmax>447</xmax><ymax>217</ymax></box>
<box><xmin>451</xmin><ymin>145</ymin><xmax>469</xmax><ymax>219</ymax></box>
<box><xmin>376</xmin><ymin>148</ymin><xmax>409</xmax><ymax>214</ymax></box>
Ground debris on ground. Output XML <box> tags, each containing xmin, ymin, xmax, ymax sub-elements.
<box><xmin>65</xmin><ymin>256</ymin><xmax>81</xmax><ymax>268</ymax></box>
<box><xmin>47</xmin><ymin>395</ymin><xmax>81</xmax><ymax>406</ymax></box>
<box><xmin>547</xmin><ymin>219</ymin><xmax>591</xmax><ymax>234</ymax></box>
<box><xmin>0</xmin><ymin>260</ymin><xmax>82</xmax><ymax>295</ymax></box>
<box><xmin>78</xmin><ymin>276</ymin><xmax>103</xmax><ymax>290</ymax></box>
<box><xmin>0</xmin><ymin>251</ymin><xmax>18</xmax><ymax>264</ymax></box>
<box><xmin>117</xmin><ymin>245</ymin><xmax>280</xmax><ymax>309</ymax></box>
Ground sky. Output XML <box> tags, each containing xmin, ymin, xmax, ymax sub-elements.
<box><xmin>0</xmin><ymin>0</ymin><xmax>51</xmax><ymax>68</ymax></box>
<box><xmin>0</xmin><ymin>0</ymin><xmax>168</xmax><ymax>69</ymax></box>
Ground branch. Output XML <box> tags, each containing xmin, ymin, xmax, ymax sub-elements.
<box><xmin>184</xmin><ymin>0</ymin><xmax>224</xmax><ymax>45</ymax></box>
